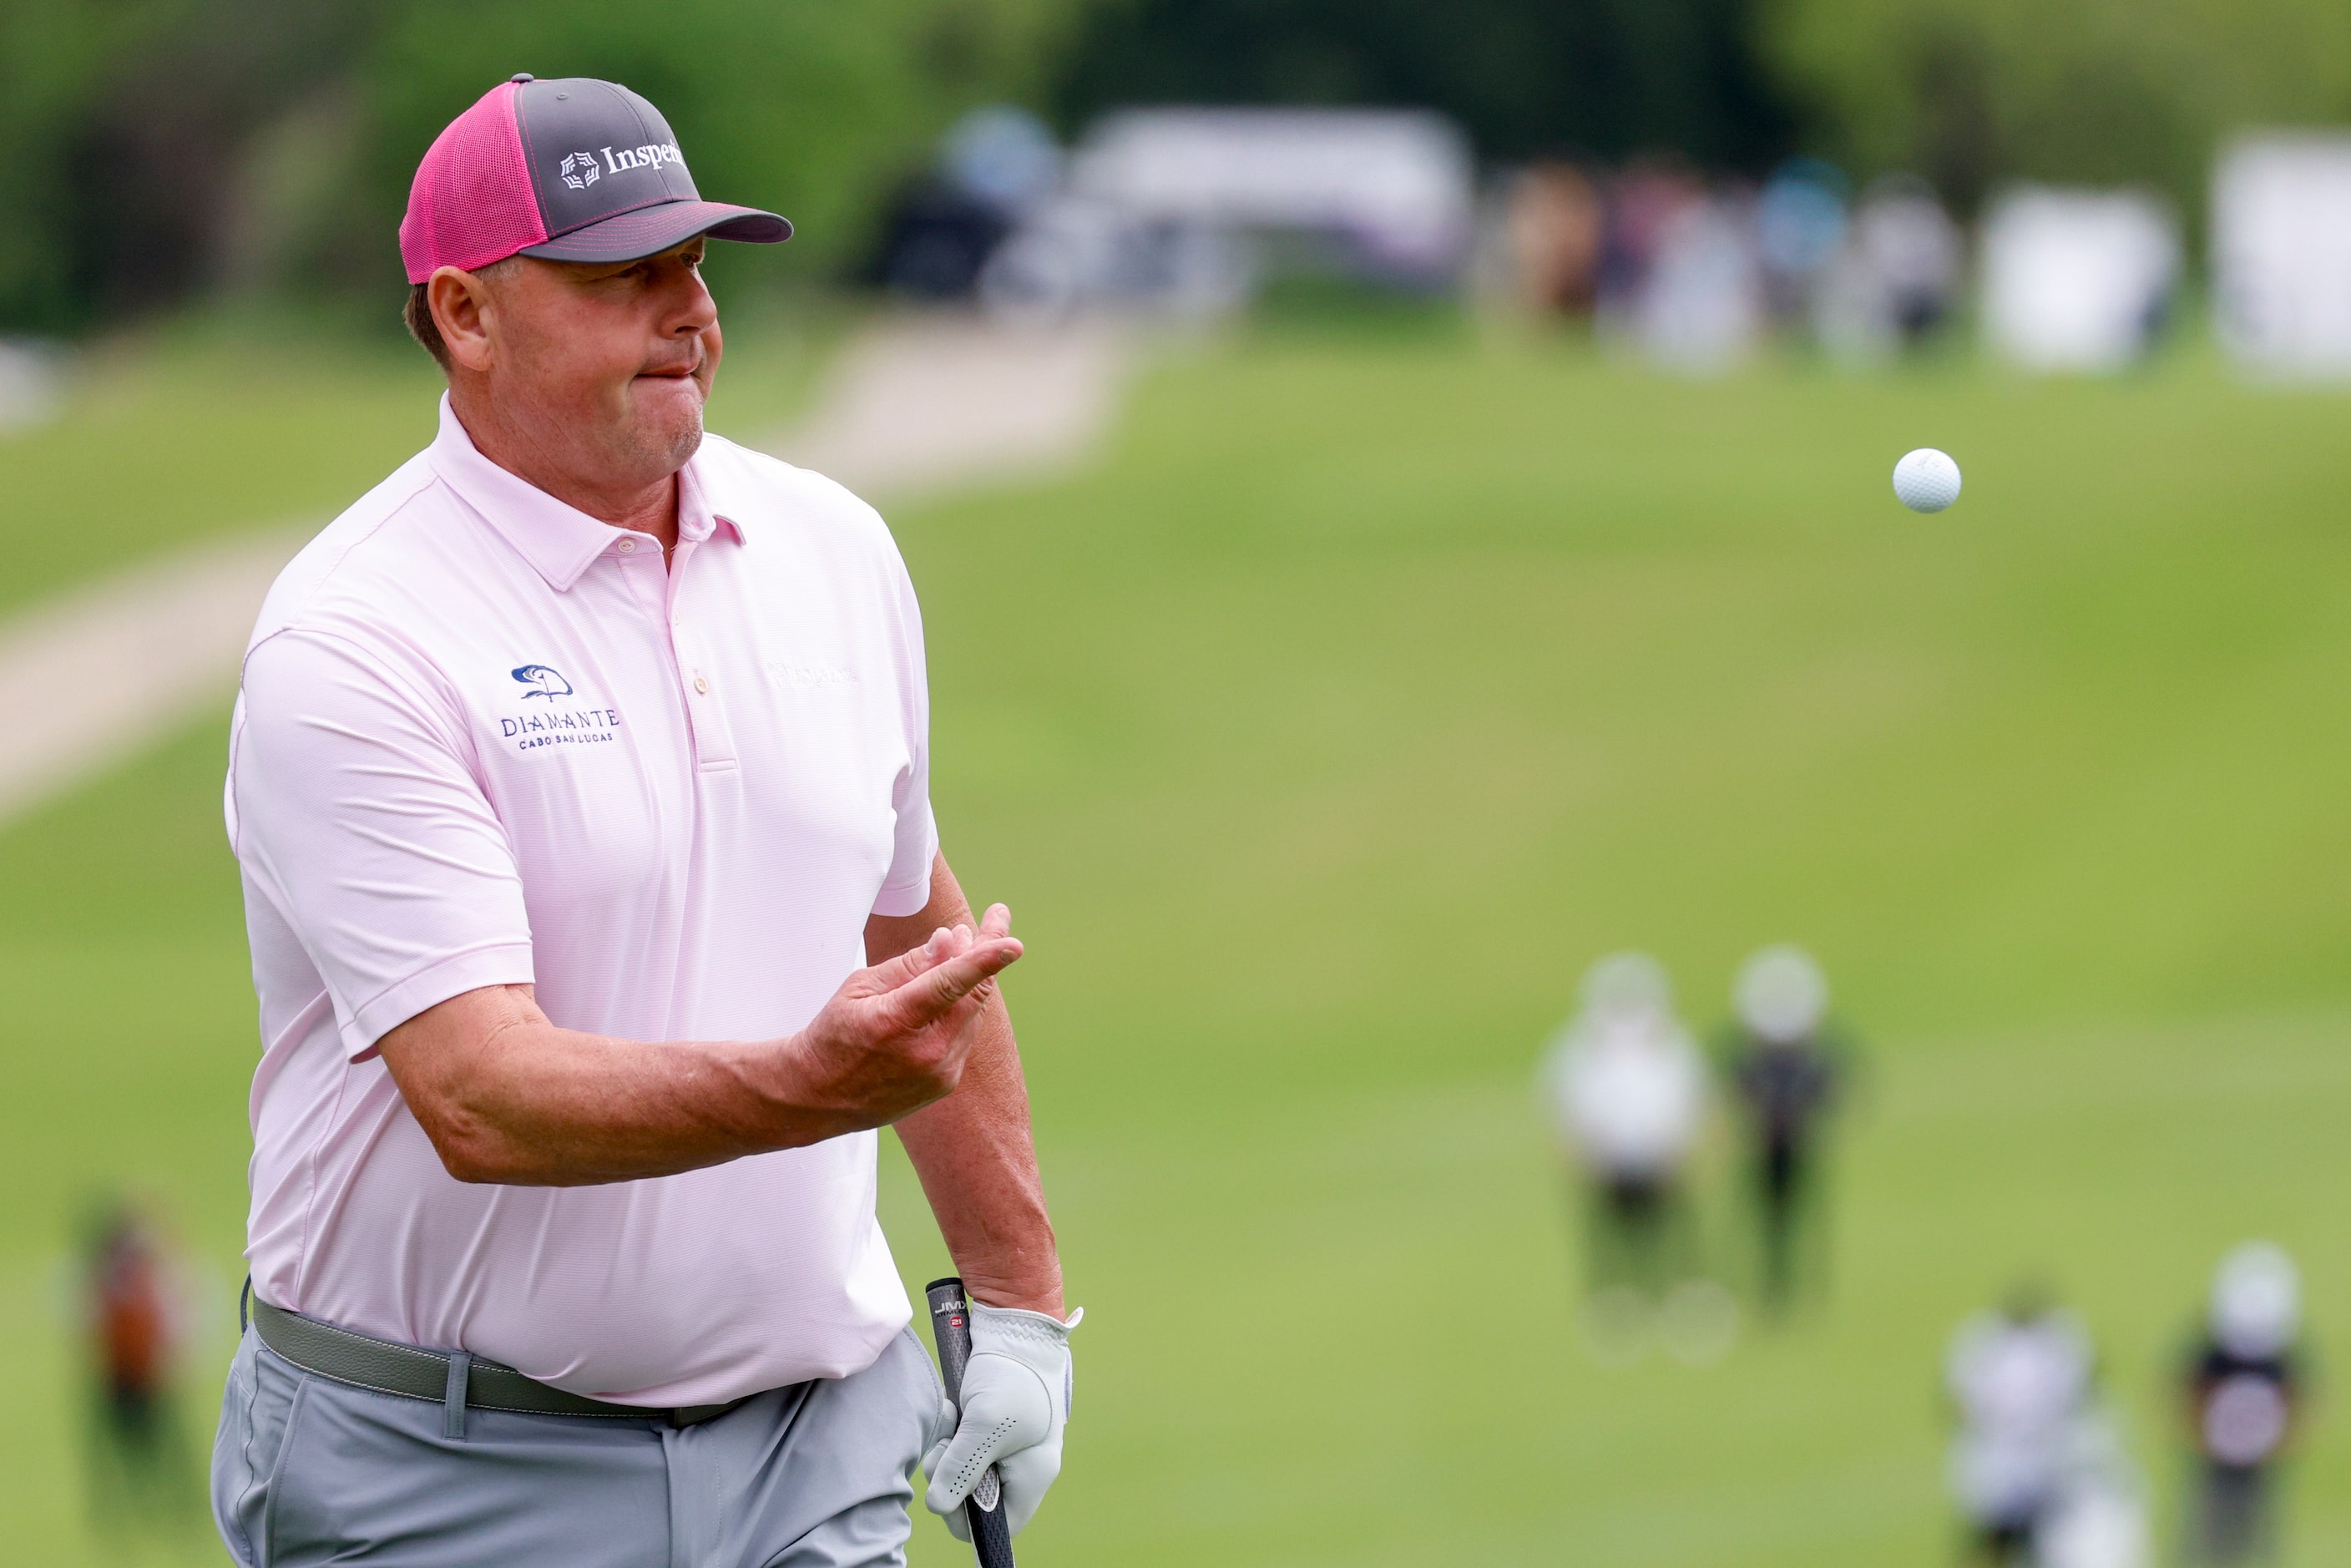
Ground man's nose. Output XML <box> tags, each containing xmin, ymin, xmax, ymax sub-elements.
<box><xmin>665</xmin><ymin>266</ymin><xmax>718</xmax><ymax>336</ymax></box>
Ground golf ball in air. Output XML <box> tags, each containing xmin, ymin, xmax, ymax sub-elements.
<box><xmin>1893</xmin><ymin>448</ymin><xmax>1962</xmax><ymax>513</ymax></box>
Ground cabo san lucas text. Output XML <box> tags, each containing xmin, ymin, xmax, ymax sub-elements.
<box><xmin>503</xmin><ymin>707</ymin><xmax>623</xmax><ymax>751</ymax></box>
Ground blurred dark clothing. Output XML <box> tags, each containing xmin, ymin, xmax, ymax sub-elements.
<box><xmin>2183</xmin><ymin>1338</ymin><xmax>2302</xmax><ymax>1563</ymax></box>
<box><xmin>1583</xmin><ymin>1173</ymin><xmax>1699</xmax><ymax>1295</ymax></box>
<box><xmin>1720</xmin><ymin>1025</ymin><xmax>1848</xmax><ymax>1309</ymax></box>
<box><xmin>1733</xmin><ymin>1036</ymin><xmax>1838</xmax><ymax>1146</ymax></box>
<box><xmin>863</xmin><ymin>179</ymin><xmax>1014</xmax><ymax>300</ymax></box>
<box><xmin>1970</xmin><ymin>1515</ymin><xmax>2034</xmax><ymax>1565</ymax></box>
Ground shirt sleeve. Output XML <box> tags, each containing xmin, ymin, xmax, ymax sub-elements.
<box><xmin>872</xmin><ymin>539</ymin><xmax>938</xmax><ymax>918</ymax></box>
<box><xmin>230</xmin><ymin>627</ymin><xmax>535</xmax><ymax>1059</ymax></box>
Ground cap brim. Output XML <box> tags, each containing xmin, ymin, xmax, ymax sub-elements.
<box><xmin>518</xmin><ymin>200</ymin><xmax>791</xmax><ymax>264</ymax></box>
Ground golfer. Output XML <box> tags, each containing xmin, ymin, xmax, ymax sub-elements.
<box><xmin>208</xmin><ymin>76</ymin><xmax>1074</xmax><ymax>1566</ymax></box>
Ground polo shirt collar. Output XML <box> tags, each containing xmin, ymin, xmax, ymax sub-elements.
<box><xmin>427</xmin><ymin>395</ymin><xmax>742</xmax><ymax>590</ymax></box>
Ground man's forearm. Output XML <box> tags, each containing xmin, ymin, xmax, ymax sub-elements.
<box><xmin>379</xmin><ymin>903</ymin><xmax>1019</xmax><ymax>1186</ymax></box>
<box><xmin>896</xmin><ymin>997</ymin><xmax>1064</xmax><ymax>1316</ymax></box>
<box><xmin>384</xmin><ymin>987</ymin><xmax>862</xmax><ymax>1185</ymax></box>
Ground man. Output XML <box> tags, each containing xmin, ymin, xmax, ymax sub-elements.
<box><xmin>83</xmin><ymin>1198</ymin><xmax>200</xmax><ymax>1539</ymax></box>
<box><xmin>208</xmin><ymin>75</ymin><xmax>1075</xmax><ymax>1567</ymax></box>
<box><xmin>1945</xmin><ymin>1286</ymin><xmax>2103</xmax><ymax>1565</ymax></box>
<box><xmin>1541</xmin><ymin>954</ymin><xmax>1708</xmax><ymax>1321</ymax></box>
<box><xmin>1717</xmin><ymin>944</ymin><xmax>1848</xmax><ymax>1313</ymax></box>
<box><xmin>2181</xmin><ymin>1243</ymin><xmax>2305</xmax><ymax>1564</ymax></box>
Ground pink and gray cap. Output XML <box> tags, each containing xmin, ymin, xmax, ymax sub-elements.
<box><xmin>399</xmin><ymin>74</ymin><xmax>789</xmax><ymax>284</ymax></box>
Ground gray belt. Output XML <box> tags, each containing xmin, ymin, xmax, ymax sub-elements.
<box><xmin>250</xmin><ymin>1294</ymin><xmax>750</xmax><ymax>1434</ymax></box>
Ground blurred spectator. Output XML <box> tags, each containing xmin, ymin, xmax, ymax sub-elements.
<box><xmin>1981</xmin><ymin>187</ymin><xmax>2179</xmax><ymax>374</ymax></box>
<box><xmin>2213</xmin><ymin>134</ymin><xmax>2351</xmax><ymax>382</ymax></box>
<box><xmin>1717</xmin><ymin>945</ymin><xmax>1852</xmax><ymax>1314</ymax></box>
<box><xmin>1595</xmin><ymin>160</ymin><xmax>1703</xmax><ymax>322</ymax></box>
<box><xmin>78</xmin><ymin>1196</ymin><xmax>200</xmax><ymax>1540</ymax></box>
<box><xmin>1818</xmin><ymin>175</ymin><xmax>1963</xmax><ymax>365</ymax></box>
<box><xmin>1542</xmin><ymin>953</ymin><xmax>1727</xmax><ymax>1358</ymax></box>
<box><xmin>1636</xmin><ymin>193</ymin><xmax>1764</xmax><ymax>375</ymax></box>
<box><xmin>2180</xmin><ymin>1243</ymin><xmax>2307</xmax><ymax>1565</ymax></box>
<box><xmin>1947</xmin><ymin>1287</ymin><xmax>2145</xmax><ymax>1566</ymax></box>
<box><xmin>1498</xmin><ymin>163</ymin><xmax>1605</xmax><ymax>316</ymax></box>
<box><xmin>1754</xmin><ymin>159</ymin><xmax>1851</xmax><ymax>326</ymax></box>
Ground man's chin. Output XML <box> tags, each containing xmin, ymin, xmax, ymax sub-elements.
<box><xmin>625</xmin><ymin>384</ymin><xmax>706</xmax><ymax>471</ymax></box>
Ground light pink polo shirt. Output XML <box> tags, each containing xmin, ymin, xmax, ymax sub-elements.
<box><xmin>226</xmin><ymin>397</ymin><xmax>938</xmax><ymax>1405</ymax></box>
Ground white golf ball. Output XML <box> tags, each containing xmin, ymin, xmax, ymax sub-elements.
<box><xmin>1893</xmin><ymin>448</ymin><xmax>1962</xmax><ymax>513</ymax></box>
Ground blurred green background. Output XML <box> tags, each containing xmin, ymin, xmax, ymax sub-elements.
<box><xmin>9</xmin><ymin>319</ymin><xmax>2351</xmax><ymax>1562</ymax></box>
<box><xmin>6</xmin><ymin>0</ymin><xmax>2351</xmax><ymax>1563</ymax></box>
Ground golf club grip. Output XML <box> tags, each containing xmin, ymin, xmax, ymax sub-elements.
<box><xmin>926</xmin><ymin>1278</ymin><xmax>1016</xmax><ymax>1568</ymax></box>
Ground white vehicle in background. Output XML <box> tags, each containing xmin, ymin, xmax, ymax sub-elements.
<box><xmin>982</xmin><ymin>107</ymin><xmax>1475</xmax><ymax>321</ymax></box>
<box><xmin>2213</xmin><ymin>134</ymin><xmax>2351</xmax><ymax>380</ymax></box>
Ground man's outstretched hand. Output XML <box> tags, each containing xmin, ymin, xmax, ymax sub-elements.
<box><xmin>785</xmin><ymin>905</ymin><xmax>1023</xmax><ymax>1131</ymax></box>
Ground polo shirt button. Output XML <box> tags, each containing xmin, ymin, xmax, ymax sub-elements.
<box><xmin>694</xmin><ymin>674</ymin><xmax>710</xmax><ymax>694</ymax></box>
<box><xmin>618</xmin><ymin>539</ymin><xmax>637</xmax><ymax>554</ymax></box>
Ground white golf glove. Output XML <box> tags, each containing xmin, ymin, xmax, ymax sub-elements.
<box><xmin>923</xmin><ymin>1301</ymin><xmax>1081</xmax><ymax>1540</ymax></box>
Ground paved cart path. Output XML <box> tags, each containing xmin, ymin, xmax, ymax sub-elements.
<box><xmin>0</xmin><ymin>315</ymin><xmax>1132</xmax><ymax>827</ymax></box>
<box><xmin>756</xmin><ymin>313</ymin><xmax>1131</xmax><ymax>500</ymax></box>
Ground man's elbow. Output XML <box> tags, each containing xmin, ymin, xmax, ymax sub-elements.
<box><xmin>410</xmin><ymin>1102</ymin><xmax>530</xmax><ymax>1185</ymax></box>
<box><xmin>434</xmin><ymin>1140</ymin><xmax>519</xmax><ymax>1185</ymax></box>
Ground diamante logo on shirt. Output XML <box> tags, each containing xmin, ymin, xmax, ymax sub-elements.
<box><xmin>512</xmin><ymin>664</ymin><xmax>574</xmax><ymax>700</ymax></box>
<box><xmin>503</xmin><ymin>664</ymin><xmax>619</xmax><ymax>751</ymax></box>
<box><xmin>558</xmin><ymin>152</ymin><xmax>600</xmax><ymax>191</ymax></box>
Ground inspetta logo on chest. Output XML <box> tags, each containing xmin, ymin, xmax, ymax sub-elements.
<box><xmin>498</xmin><ymin>660</ymin><xmax>622</xmax><ymax>752</ymax></box>
<box><xmin>766</xmin><ymin>660</ymin><xmax>858</xmax><ymax>690</ymax></box>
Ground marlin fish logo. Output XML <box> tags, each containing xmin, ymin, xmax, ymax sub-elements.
<box><xmin>511</xmin><ymin>664</ymin><xmax>574</xmax><ymax>700</ymax></box>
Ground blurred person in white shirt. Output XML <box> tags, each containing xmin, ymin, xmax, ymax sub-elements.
<box><xmin>1542</xmin><ymin>953</ymin><xmax>1709</xmax><ymax>1309</ymax></box>
<box><xmin>1947</xmin><ymin>1286</ymin><xmax>2130</xmax><ymax>1565</ymax></box>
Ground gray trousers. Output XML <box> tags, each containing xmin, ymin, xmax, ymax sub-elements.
<box><xmin>210</xmin><ymin>1324</ymin><xmax>947</xmax><ymax>1567</ymax></box>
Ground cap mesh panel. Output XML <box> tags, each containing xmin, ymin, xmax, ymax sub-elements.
<box><xmin>399</xmin><ymin>82</ymin><xmax>549</xmax><ymax>283</ymax></box>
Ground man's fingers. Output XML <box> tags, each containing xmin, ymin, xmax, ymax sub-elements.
<box><xmin>857</xmin><ymin>908</ymin><xmax>1010</xmax><ymax>999</ymax></box>
<box><xmin>995</xmin><ymin>1440</ymin><xmax>1064</xmax><ymax>1537</ymax></box>
<box><xmin>922</xmin><ymin>1359</ymin><xmax>1054</xmax><ymax>1517</ymax></box>
<box><xmin>921</xmin><ymin>1436</ymin><xmax>973</xmax><ymax>1540</ymax></box>
<box><xmin>855</xmin><ymin>923</ymin><xmax>968</xmax><ymax>994</ymax></box>
<box><xmin>884</xmin><ymin>938</ymin><xmax>1022</xmax><ymax>1031</ymax></box>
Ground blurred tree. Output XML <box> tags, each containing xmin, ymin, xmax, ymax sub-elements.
<box><xmin>1763</xmin><ymin>0</ymin><xmax>2351</xmax><ymax>217</ymax></box>
<box><xmin>0</xmin><ymin>0</ymin><xmax>390</xmax><ymax>331</ymax></box>
<box><xmin>0</xmin><ymin>0</ymin><xmax>1078</xmax><ymax>333</ymax></box>
<box><xmin>1045</xmin><ymin>0</ymin><xmax>1802</xmax><ymax>171</ymax></box>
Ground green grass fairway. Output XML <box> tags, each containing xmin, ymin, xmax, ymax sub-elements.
<box><xmin>0</xmin><ymin>305</ymin><xmax>834</xmax><ymax>614</ymax></box>
<box><xmin>6</xmin><ymin>320</ymin><xmax>2351</xmax><ymax>1564</ymax></box>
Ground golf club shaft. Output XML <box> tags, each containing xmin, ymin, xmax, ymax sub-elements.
<box><xmin>926</xmin><ymin>1277</ymin><xmax>1016</xmax><ymax>1568</ymax></box>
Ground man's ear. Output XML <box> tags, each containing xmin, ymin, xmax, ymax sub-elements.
<box><xmin>428</xmin><ymin>266</ymin><xmax>498</xmax><ymax>373</ymax></box>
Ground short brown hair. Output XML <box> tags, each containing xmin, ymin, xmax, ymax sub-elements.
<box><xmin>402</xmin><ymin>259</ymin><xmax>518</xmax><ymax>372</ymax></box>
<box><xmin>403</xmin><ymin>282</ymin><xmax>450</xmax><ymax>371</ymax></box>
